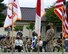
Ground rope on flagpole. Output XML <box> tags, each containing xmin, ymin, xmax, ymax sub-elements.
<box><xmin>62</xmin><ymin>5</ymin><xmax>64</xmax><ymax>54</ymax></box>
<box><xmin>62</xmin><ymin>24</ymin><xmax>64</xmax><ymax>54</ymax></box>
<box><xmin>37</xmin><ymin>36</ymin><xmax>40</xmax><ymax>54</ymax></box>
<box><xmin>11</xmin><ymin>3</ymin><xmax>14</xmax><ymax>54</ymax></box>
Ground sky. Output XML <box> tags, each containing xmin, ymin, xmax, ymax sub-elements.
<box><xmin>3</xmin><ymin>0</ymin><xmax>68</xmax><ymax>8</ymax></box>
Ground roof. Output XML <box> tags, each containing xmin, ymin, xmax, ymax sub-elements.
<box><xmin>21</xmin><ymin>7</ymin><xmax>46</xmax><ymax>21</ymax></box>
<box><xmin>21</xmin><ymin>7</ymin><xmax>35</xmax><ymax>21</ymax></box>
<box><xmin>3</xmin><ymin>7</ymin><xmax>46</xmax><ymax>21</ymax></box>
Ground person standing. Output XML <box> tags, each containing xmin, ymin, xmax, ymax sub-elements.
<box><xmin>45</xmin><ymin>23</ymin><xmax>55</xmax><ymax>52</ymax></box>
<box><xmin>31</xmin><ymin>32</ymin><xmax>38</xmax><ymax>52</ymax></box>
<box><xmin>64</xmin><ymin>38</ymin><xmax>68</xmax><ymax>52</ymax></box>
<box><xmin>38</xmin><ymin>38</ymin><xmax>43</xmax><ymax>52</ymax></box>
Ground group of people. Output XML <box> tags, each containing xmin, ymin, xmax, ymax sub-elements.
<box><xmin>0</xmin><ymin>23</ymin><xmax>60</xmax><ymax>52</ymax></box>
<box><xmin>0</xmin><ymin>32</ymin><xmax>43</xmax><ymax>52</ymax></box>
<box><xmin>23</xmin><ymin>32</ymin><xmax>43</xmax><ymax>52</ymax></box>
<box><xmin>0</xmin><ymin>23</ymin><xmax>68</xmax><ymax>52</ymax></box>
<box><xmin>22</xmin><ymin>22</ymin><xmax>55</xmax><ymax>52</ymax></box>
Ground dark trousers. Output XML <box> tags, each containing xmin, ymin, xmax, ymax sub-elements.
<box><xmin>15</xmin><ymin>46</ymin><xmax>22</xmax><ymax>52</ymax></box>
<box><xmin>53</xmin><ymin>46</ymin><xmax>60</xmax><ymax>52</ymax></box>
<box><xmin>39</xmin><ymin>46</ymin><xmax>42</xmax><ymax>52</ymax></box>
<box><xmin>64</xmin><ymin>40</ymin><xmax>68</xmax><ymax>52</ymax></box>
<box><xmin>32</xmin><ymin>47</ymin><xmax>38</xmax><ymax>52</ymax></box>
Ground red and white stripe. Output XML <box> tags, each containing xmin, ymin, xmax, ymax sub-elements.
<box><xmin>54</xmin><ymin>7</ymin><xmax>63</xmax><ymax>20</ymax></box>
<box><xmin>63</xmin><ymin>5</ymin><xmax>68</xmax><ymax>36</ymax></box>
<box><xmin>4</xmin><ymin>0</ymin><xmax>21</xmax><ymax>28</ymax></box>
<box><xmin>54</xmin><ymin>0</ymin><xmax>64</xmax><ymax>20</ymax></box>
<box><xmin>35</xmin><ymin>0</ymin><xmax>45</xmax><ymax>36</ymax></box>
<box><xmin>54</xmin><ymin>0</ymin><xmax>68</xmax><ymax>37</ymax></box>
<box><xmin>55</xmin><ymin>0</ymin><xmax>63</xmax><ymax>8</ymax></box>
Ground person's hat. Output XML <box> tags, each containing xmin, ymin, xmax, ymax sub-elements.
<box><xmin>48</xmin><ymin>23</ymin><xmax>53</xmax><ymax>26</ymax></box>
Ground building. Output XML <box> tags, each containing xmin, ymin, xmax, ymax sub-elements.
<box><xmin>1</xmin><ymin>7</ymin><xmax>61</xmax><ymax>40</ymax></box>
<box><xmin>15</xmin><ymin>7</ymin><xmax>47</xmax><ymax>39</ymax></box>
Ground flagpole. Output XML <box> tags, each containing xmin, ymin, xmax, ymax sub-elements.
<box><xmin>12</xmin><ymin>16</ymin><xmax>14</xmax><ymax>54</ymax></box>
<box><xmin>37</xmin><ymin>36</ymin><xmax>40</xmax><ymax>54</ymax></box>
<box><xmin>11</xmin><ymin>3</ymin><xmax>14</xmax><ymax>54</ymax></box>
<box><xmin>62</xmin><ymin>6</ymin><xmax>64</xmax><ymax>54</ymax></box>
<box><xmin>62</xmin><ymin>24</ymin><xmax>64</xmax><ymax>54</ymax></box>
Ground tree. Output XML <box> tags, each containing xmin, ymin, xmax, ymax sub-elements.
<box><xmin>14</xmin><ymin>26</ymin><xmax>23</xmax><ymax>31</ymax></box>
<box><xmin>46</xmin><ymin>6</ymin><xmax>62</xmax><ymax>26</ymax></box>
<box><xmin>26</xmin><ymin>22</ymin><xmax>34</xmax><ymax>30</ymax></box>
<box><xmin>26</xmin><ymin>22</ymin><xmax>34</xmax><ymax>36</ymax></box>
<box><xmin>0</xmin><ymin>0</ymin><xmax>6</xmax><ymax>27</ymax></box>
<box><xmin>46</xmin><ymin>1</ymin><xmax>68</xmax><ymax>26</ymax></box>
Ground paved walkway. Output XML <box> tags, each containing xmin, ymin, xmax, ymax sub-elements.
<box><xmin>0</xmin><ymin>52</ymin><xmax>68</xmax><ymax>54</ymax></box>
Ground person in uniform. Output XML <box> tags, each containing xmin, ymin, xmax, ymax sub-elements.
<box><xmin>46</xmin><ymin>23</ymin><xmax>55</xmax><ymax>52</ymax></box>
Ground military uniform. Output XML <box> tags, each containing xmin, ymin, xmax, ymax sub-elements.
<box><xmin>46</xmin><ymin>28</ymin><xmax>54</xmax><ymax>52</ymax></box>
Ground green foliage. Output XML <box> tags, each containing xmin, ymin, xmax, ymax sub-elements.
<box><xmin>45</xmin><ymin>1</ymin><xmax>68</xmax><ymax>26</ymax></box>
<box><xmin>0</xmin><ymin>13</ymin><xmax>6</xmax><ymax>19</ymax></box>
<box><xmin>0</xmin><ymin>3</ymin><xmax>7</xmax><ymax>12</ymax></box>
<box><xmin>0</xmin><ymin>21</ymin><xmax>3</xmax><ymax>27</ymax></box>
<box><xmin>66</xmin><ymin>1</ymin><xmax>68</xmax><ymax>7</ymax></box>
<box><xmin>0</xmin><ymin>0</ymin><xmax>6</xmax><ymax>27</ymax></box>
<box><xmin>0</xmin><ymin>0</ymin><xmax>4</xmax><ymax>2</ymax></box>
<box><xmin>0</xmin><ymin>13</ymin><xmax>6</xmax><ymax>27</ymax></box>
<box><xmin>46</xmin><ymin>6</ymin><xmax>62</xmax><ymax>26</ymax></box>
<box><xmin>26</xmin><ymin>22</ymin><xmax>34</xmax><ymax>30</ymax></box>
<box><xmin>14</xmin><ymin>26</ymin><xmax>23</xmax><ymax>31</ymax></box>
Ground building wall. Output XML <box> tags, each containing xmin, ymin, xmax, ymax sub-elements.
<box><xmin>0</xmin><ymin>23</ymin><xmax>61</xmax><ymax>39</ymax></box>
<box><xmin>23</xmin><ymin>25</ymin><xmax>32</xmax><ymax>37</ymax></box>
<box><xmin>0</xmin><ymin>27</ymin><xmax>17</xmax><ymax>37</ymax></box>
<box><xmin>0</xmin><ymin>27</ymin><xmax>7</xmax><ymax>35</ymax></box>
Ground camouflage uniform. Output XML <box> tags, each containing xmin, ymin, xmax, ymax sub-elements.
<box><xmin>23</xmin><ymin>38</ymin><xmax>31</xmax><ymax>52</ymax></box>
<box><xmin>46</xmin><ymin>28</ymin><xmax>54</xmax><ymax>52</ymax></box>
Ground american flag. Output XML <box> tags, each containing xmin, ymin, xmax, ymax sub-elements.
<box><xmin>54</xmin><ymin>0</ymin><xmax>68</xmax><ymax>37</ymax></box>
<box><xmin>54</xmin><ymin>0</ymin><xmax>64</xmax><ymax>20</ymax></box>
<box><xmin>63</xmin><ymin>0</ymin><xmax>68</xmax><ymax>37</ymax></box>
